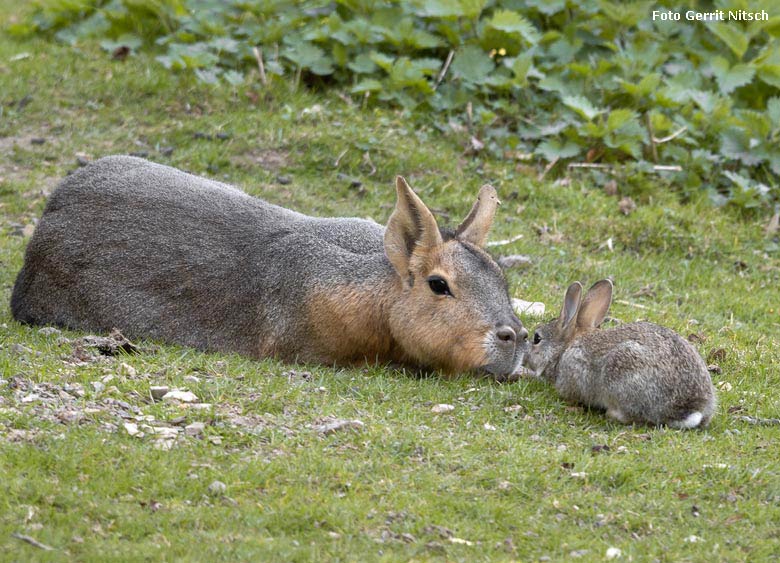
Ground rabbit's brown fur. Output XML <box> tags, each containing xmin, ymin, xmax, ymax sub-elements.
<box><xmin>525</xmin><ymin>280</ymin><xmax>716</xmax><ymax>428</ymax></box>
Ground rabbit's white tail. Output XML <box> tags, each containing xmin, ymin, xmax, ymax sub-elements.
<box><xmin>669</xmin><ymin>411</ymin><xmax>703</xmax><ymax>429</ymax></box>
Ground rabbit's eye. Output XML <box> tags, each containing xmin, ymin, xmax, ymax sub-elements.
<box><xmin>427</xmin><ymin>276</ymin><xmax>452</xmax><ymax>296</ymax></box>
<box><xmin>533</xmin><ymin>332</ymin><xmax>541</xmax><ymax>345</ymax></box>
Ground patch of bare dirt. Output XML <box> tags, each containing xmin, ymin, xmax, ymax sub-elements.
<box><xmin>232</xmin><ymin>148</ymin><xmax>290</xmax><ymax>172</ymax></box>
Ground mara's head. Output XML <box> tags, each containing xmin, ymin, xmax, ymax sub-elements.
<box><xmin>524</xmin><ymin>279</ymin><xmax>613</xmax><ymax>381</ymax></box>
<box><xmin>384</xmin><ymin>176</ymin><xmax>527</xmax><ymax>377</ymax></box>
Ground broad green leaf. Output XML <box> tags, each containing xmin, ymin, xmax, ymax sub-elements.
<box><xmin>412</xmin><ymin>58</ymin><xmax>444</xmax><ymax>75</ymax></box>
<box><xmin>649</xmin><ymin>111</ymin><xmax>673</xmax><ymax>134</ymax></box>
<box><xmin>580</xmin><ymin>121</ymin><xmax>607</xmax><ymax>139</ymax></box>
<box><xmin>607</xmin><ymin>109</ymin><xmax>639</xmax><ymax>132</ymax></box>
<box><xmin>503</xmin><ymin>53</ymin><xmax>533</xmax><ymax>86</ymax></box>
<box><xmin>407</xmin><ymin>28</ymin><xmax>443</xmax><ymax>49</ymax></box>
<box><xmin>343</xmin><ymin>17</ymin><xmax>379</xmax><ymax>44</ymax></box>
<box><xmin>351</xmin><ymin>78</ymin><xmax>383</xmax><ymax>93</ymax></box>
<box><xmin>621</xmin><ymin>73</ymin><xmax>661</xmax><ymax>98</ymax></box>
<box><xmin>283</xmin><ymin>41</ymin><xmax>334</xmax><ymax>75</ymax></box>
<box><xmin>487</xmin><ymin>10</ymin><xmax>540</xmax><ymax>45</ymax></box>
<box><xmin>166</xmin><ymin>43</ymin><xmax>218</xmax><ymax>69</ymax></box>
<box><xmin>601</xmin><ymin>0</ymin><xmax>653</xmax><ymax>26</ymax></box>
<box><xmin>369</xmin><ymin>51</ymin><xmax>395</xmax><ymax>73</ymax></box>
<box><xmin>691</xmin><ymin>91</ymin><xmax>717</xmax><ymax>113</ymax></box>
<box><xmin>388</xmin><ymin>57</ymin><xmax>433</xmax><ymax>93</ymax></box>
<box><xmin>451</xmin><ymin>45</ymin><xmax>494</xmax><ymax>84</ymax></box>
<box><xmin>347</xmin><ymin>53</ymin><xmax>377</xmax><ymax>74</ymax></box>
<box><xmin>195</xmin><ymin>67</ymin><xmax>220</xmax><ymax>84</ymax></box>
<box><xmin>759</xmin><ymin>16</ymin><xmax>780</xmax><ymax>38</ymax></box>
<box><xmin>720</xmin><ymin>128</ymin><xmax>764</xmax><ymax>165</ymax></box>
<box><xmin>332</xmin><ymin>42</ymin><xmax>348</xmax><ymax>67</ymax></box>
<box><xmin>546</xmin><ymin>36</ymin><xmax>581</xmax><ymax>64</ymax></box>
<box><xmin>418</xmin><ymin>0</ymin><xmax>463</xmax><ymax>17</ymax></box>
<box><xmin>711</xmin><ymin>59</ymin><xmax>755</xmax><ymax>95</ymax></box>
<box><xmin>537</xmin><ymin>75</ymin><xmax>571</xmax><ymax>95</ymax></box>
<box><xmin>99</xmin><ymin>34</ymin><xmax>141</xmax><ymax>53</ymax></box>
<box><xmin>767</xmin><ymin>97</ymin><xmax>780</xmax><ymax>126</ymax></box>
<box><xmin>222</xmin><ymin>70</ymin><xmax>244</xmax><ymax>85</ymax></box>
<box><xmin>156</xmin><ymin>53</ymin><xmax>182</xmax><ymax>70</ymax></box>
<box><xmin>525</xmin><ymin>0</ymin><xmax>565</xmax><ymax>16</ymax></box>
<box><xmin>562</xmin><ymin>95</ymin><xmax>603</xmax><ymax>120</ymax></box>
<box><xmin>608</xmin><ymin>137</ymin><xmax>642</xmax><ymax>159</ymax></box>
<box><xmin>417</xmin><ymin>0</ymin><xmax>486</xmax><ymax>18</ymax></box>
<box><xmin>535</xmin><ymin>138</ymin><xmax>581</xmax><ymax>160</ymax></box>
<box><xmin>723</xmin><ymin>171</ymin><xmax>770</xmax><ymax>208</ymax></box>
<box><xmin>457</xmin><ymin>0</ymin><xmax>488</xmax><ymax>18</ymax></box>
<box><xmin>709</xmin><ymin>23</ymin><xmax>749</xmax><ymax>59</ymax></box>
<box><xmin>737</xmin><ymin>110</ymin><xmax>771</xmax><ymax>138</ymax></box>
<box><xmin>757</xmin><ymin>64</ymin><xmax>780</xmax><ymax>88</ymax></box>
<box><xmin>209</xmin><ymin>36</ymin><xmax>239</xmax><ymax>53</ymax></box>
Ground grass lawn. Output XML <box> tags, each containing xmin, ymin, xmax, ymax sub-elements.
<box><xmin>1</xmin><ymin>5</ymin><xmax>779</xmax><ymax>562</ymax></box>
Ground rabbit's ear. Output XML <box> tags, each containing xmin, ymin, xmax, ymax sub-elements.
<box><xmin>577</xmin><ymin>279</ymin><xmax>613</xmax><ymax>328</ymax></box>
<box><xmin>558</xmin><ymin>282</ymin><xmax>583</xmax><ymax>330</ymax></box>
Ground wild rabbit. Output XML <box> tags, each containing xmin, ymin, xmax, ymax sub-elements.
<box><xmin>11</xmin><ymin>155</ymin><xmax>528</xmax><ymax>377</ymax></box>
<box><xmin>524</xmin><ymin>279</ymin><xmax>716</xmax><ymax>428</ymax></box>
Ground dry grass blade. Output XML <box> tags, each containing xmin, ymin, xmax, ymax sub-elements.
<box><xmin>11</xmin><ymin>533</ymin><xmax>54</xmax><ymax>551</ymax></box>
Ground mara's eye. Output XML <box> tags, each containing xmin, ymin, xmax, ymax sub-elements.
<box><xmin>533</xmin><ymin>332</ymin><xmax>542</xmax><ymax>345</ymax></box>
<box><xmin>428</xmin><ymin>276</ymin><xmax>452</xmax><ymax>296</ymax></box>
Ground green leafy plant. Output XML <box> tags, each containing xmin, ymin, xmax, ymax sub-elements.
<box><xmin>17</xmin><ymin>0</ymin><xmax>780</xmax><ymax>209</ymax></box>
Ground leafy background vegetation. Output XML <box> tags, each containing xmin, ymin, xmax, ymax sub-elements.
<box><xmin>12</xmin><ymin>0</ymin><xmax>780</xmax><ymax>210</ymax></box>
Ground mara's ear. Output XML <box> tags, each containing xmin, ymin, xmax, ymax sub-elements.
<box><xmin>558</xmin><ymin>282</ymin><xmax>583</xmax><ymax>330</ymax></box>
<box><xmin>455</xmin><ymin>184</ymin><xmax>500</xmax><ymax>247</ymax></box>
<box><xmin>577</xmin><ymin>279</ymin><xmax>613</xmax><ymax>329</ymax></box>
<box><xmin>384</xmin><ymin>176</ymin><xmax>443</xmax><ymax>276</ymax></box>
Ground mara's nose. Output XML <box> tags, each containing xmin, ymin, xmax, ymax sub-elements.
<box><xmin>496</xmin><ymin>325</ymin><xmax>516</xmax><ymax>343</ymax></box>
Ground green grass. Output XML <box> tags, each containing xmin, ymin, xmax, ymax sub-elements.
<box><xmin>2</xmin><ymin>4</ymin><xmax>780</xmax><ymax>562</ymax></box>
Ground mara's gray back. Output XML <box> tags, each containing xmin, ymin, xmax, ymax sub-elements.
<box><xmin>12</xmin><ymin>156</ymin><xmax>527</xmax><ymax>375</ymax></box>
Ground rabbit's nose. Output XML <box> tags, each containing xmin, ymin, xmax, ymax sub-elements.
<box><xmin>496</xmin><ymin>326</ymin><xmax>516</xmax><ymax>343</ymax></box>
<box><xmin>517</xmin><ymin>326</ymin><xmax>528</xmax><ymax>342</ymax></box>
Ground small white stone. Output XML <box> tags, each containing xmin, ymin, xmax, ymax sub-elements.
<box><xmin>684</xmin><ymin>535</ymin><xmax>702</xmax><ymax>543</ymax></box>
<box><xmin>183</xmin><ymin>374</ymin><xmax>200</xmax><ymax>384</ymax></box>
<box><xmin>123</xmin><ymin>422</ymin><xmax>140</xmax><ymax>437</ymax></box>
<box><xmin>483</xmin><ymin>423</ymin><xmax>496</xmax><ymax>431</ymax></box>
<box><xmin>314</xmin><ymin>419</ymin><xmax>364</xmax><ymax>435</ymax></box>
<box><xmin>90</xmin><ymin>381</ymin><xmax>105</xmax><ymax>394</ymax></box>
<box><xmin>151</xmin><ymin>427</ymin><xmax>180</xmax><ymax>440</ymax></box>
<box><xmin>208</xmin><ymin>480</ymin><xmax>227</xmax><ymax>495</ymax></box>
<box><xmin>38</xmin><ymin>327</ymin><xmax>61</xmax><ymax>337</ymax></box>
<box><xmin>448</xmin><ymin>537</ymin><xmax>474</xmax><ymax>546</ymax></box>
<box><xmin>150</xmin><ymin>386</ymin><xmax>170</xmax><ymax>400</ymax></box>
<box><xmin>162</xmin><ymin>390</ymin><xmax>199</xmax><ymax>403</ymax></box>
<box><xmin>431</xmin><ymin>404</ymin><xmax>455</xmax><ymax>414</ymax></box>
<box><xmin>512</xmin><ymin>298</ymin><xmax>546</xmax><ymax>317</ymax></box>
<box><xmin>118</xmin><ymin>362</ymin><xmax>137</xmax><ymax>377</ymax></box>
<box><xmin>153</xmin><ymin>438</ymin><xmax>175</xmax><ymax>450</ymax></box>
<box><xmin>185</xmin><ymin>422</ymin><xmax>206</xmax><ymax>437</ymax></box>
<box><xmin>606</xmin><ymin>547</ymin><xmax>622</xmax><ymax>559</ymax></box>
